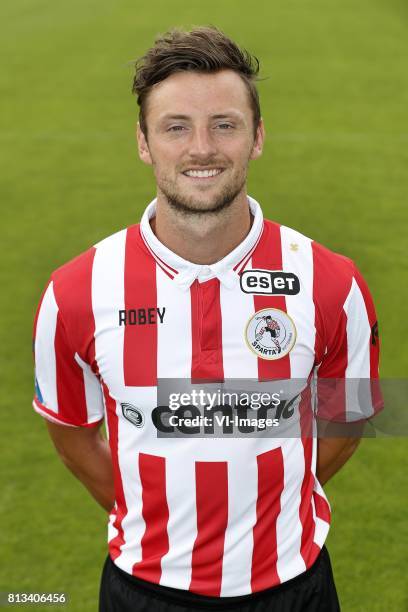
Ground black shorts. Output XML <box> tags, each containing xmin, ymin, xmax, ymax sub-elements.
<box><xmin>99</xmin><ymin>546</ymin><xmax>340</xmax><ymax>611</ymax></box>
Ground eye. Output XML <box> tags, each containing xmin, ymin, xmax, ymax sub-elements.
<box><xmin>167</xmin><ymin>125</ymin><xmax>186</xmax><ymax>132</ymax></box>
<box><xmin>216</xmin><ymin>123</ymin><xmax>234</xmax><ymax>130</ymax></box>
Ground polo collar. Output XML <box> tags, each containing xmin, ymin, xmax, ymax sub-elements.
<box><xmin>139</xmin><ymin>196</ymin><xmax>264</xmax><ymax>291</ymax></box>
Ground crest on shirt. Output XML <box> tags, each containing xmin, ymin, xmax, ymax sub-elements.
<box><xmin>245</xmin><ymin>308</ymin><xmax>297</xmax><ymax>360</ymax></box>
<box><xmin>121</xmin><ymin>403</ymin><xmax>145</xmax><ymax>428</ymax></box>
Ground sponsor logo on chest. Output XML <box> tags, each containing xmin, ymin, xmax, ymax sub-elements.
<box><xmin>240</xmin><ymin>269</ymin><xmax>300</xmax><ymax>295</ymax></box>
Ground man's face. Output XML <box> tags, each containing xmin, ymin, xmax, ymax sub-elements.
<box><xmin>137</xmin><ymin>69</ymin><xmax>264</xmax><ymax>215</ymax></box>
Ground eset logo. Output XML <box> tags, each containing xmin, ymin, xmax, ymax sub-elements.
<box><xmin>240</xmin><ymin>269</ymin><xmax>300</xmax><ymax>295</ymax></box>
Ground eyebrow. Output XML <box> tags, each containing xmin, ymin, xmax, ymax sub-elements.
<box><xmin>212</xmin><ymin>113</ymin><xmax>242</xmax><ymax>120</ymax></box>
<box><xmin>159</xmin><ymin>111</ymin><xmax>242</xmax><ymax>122</ymax></box>
<box><xmin>160</xmin><ymin>114</ymin><xmax>190</xmax><ymax>121</ymax></box>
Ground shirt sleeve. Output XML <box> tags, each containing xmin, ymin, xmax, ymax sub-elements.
<box><xmin>32</xmin><ymin>279</ymin><xmax>105</xmax><ymax>428</ymax></box>
<box><xmin>315</xmin><ymin>262</ymin><xmax>383</xmax><ymax>423</ymax></box>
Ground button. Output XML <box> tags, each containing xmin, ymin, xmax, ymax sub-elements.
<box><xmin>202</xmin><ymin>266</ymin><xmax>211</xmax><ymax>274</ymax></box>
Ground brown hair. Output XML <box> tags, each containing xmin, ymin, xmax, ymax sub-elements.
<box><xmin>132</xmin><ymin>26</ymin><xmax>261</xmax><ymax>139</ymax></box>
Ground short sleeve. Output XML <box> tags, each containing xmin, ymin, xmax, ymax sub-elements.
<box><xmin>315</xmin><ymin>263</ymin><xmax>383</xmax><ymax>422</ymax></box>
<box><xmin>33</xmin><ymin>279</ymin><xmax>105</xmax><ymax>428</ymax></box>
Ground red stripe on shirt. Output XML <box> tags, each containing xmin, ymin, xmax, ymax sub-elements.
<box><xmin>190</xmin><ymin>278</ymin><xmax>224</xmax><ymax>382</ymax></box>
<box><xmin>313</xmin><ymin>490</ymin><xmax>331</xmax><ymax>523</ymax></box>
<box><xmin>352</xmin><ymin>265</ymin><xmax>383</xmax><ymax>413</ymax></box>
<box><xmin>51</xmin><ymin>248</ymin><xmax>100</xmax><ymax>424</ymax></box>
<box><xmin>299</xmin><ymin>439</ymin><xmax>316</xmax><ymax>566</ymax></box>
<box><xmin>104</xmin><ymin>383</ymin><xmax>127</xmax><ymax>560</ymax></box>
<box><xmin>312</xmin><ymin>242</ymin><xmax>349</xmax><ymax>422</ymax></box>
<box><xmin>124</xmin><ymin>225</ymin><xmax>157</xmax><ymax>386</ymax></box>
<box><xmin>317</xmin><ymin>310</ymin><xmax>348</xmax><ymax>422</ymax></box>
<box><xmin>190</xmin><ymin>461</ymin><xmax>228</xmax><ymax>596</ymax></box>
<box><xmin>251</xmin><ymin>447</ymin><xmax>284</xmax><ymax>591</ymax></box>
<box><xmin>54</xmin><ymin>311</ymin><xmax>88</xmax><ymax>425</ymax></box>
<box><xmin>251</xmin><ymin>221</ymin><xmax>291</xmax><ymax>380</ymax></box>
<box><xmin>133</xmin><ymin>453</ymin><xmax>170</xmax><ymax>583</ymax></box>
<box><xmin>52</xmin><ymin>248</ymin><xmax>98</xmax><ymax>371</ymax></box>
<box><xmin>298</xmin><ymin>384</ymin><xmax>317</xmax><ymax>566</ymax></box>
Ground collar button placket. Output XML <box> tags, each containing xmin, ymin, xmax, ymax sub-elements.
<box><xmin>191</xmin><ymin>279</ymin><xmax>204</xmax><ymax>380</ymax></box>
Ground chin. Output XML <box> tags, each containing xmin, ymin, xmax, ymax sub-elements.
<box><xmin>160</xmin><ymin>178</ymin><xmax>245</xmax><ymax>216</ymax></box>
<box><xmin>185</xmin><ymin>198</ymin><xmax>222</xmax><ymax>211</ymax></box>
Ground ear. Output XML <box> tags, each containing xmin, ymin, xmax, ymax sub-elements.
<box><xmin>249</xmin><ymin>118</ymin><xmax>265</xmax><ymax>160</ymax></box>
<box><xmin>136</xmin><ymin>122</ymin><xmax>153</xmax><ymax>165</ymax></box>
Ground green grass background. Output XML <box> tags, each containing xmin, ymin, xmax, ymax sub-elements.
<box><xmin>1</xmin><ymin>0</ymin><xmax>407</xmax><ymax>610</ymax></box>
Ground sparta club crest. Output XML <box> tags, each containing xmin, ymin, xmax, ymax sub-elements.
<box><xmin>245</xmin><ymin>308</ymin><xmax>297</xmax><ymax>360</ymax></box>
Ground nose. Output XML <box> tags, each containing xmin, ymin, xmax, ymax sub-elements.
<box><xmin>188</xmin><ymin>126</ymin><xmax>217</xmax><ymax>160</ymax></box>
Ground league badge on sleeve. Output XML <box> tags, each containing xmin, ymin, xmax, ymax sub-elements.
<box><xmin>245</xmin><ymin>308</ymin><xmax>297</xmax><ymax>360</ymax></box>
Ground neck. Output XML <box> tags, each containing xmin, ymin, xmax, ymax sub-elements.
<box><xmin>150</xmin><ymin>189</ymin><xmax>253</xmax><ymax>265</ymax></box>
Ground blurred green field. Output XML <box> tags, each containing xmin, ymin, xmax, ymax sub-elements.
<box><xmin>1</xmin><ymin>0</ymin><xmax>407</xmax><ymax>610</ymax></box>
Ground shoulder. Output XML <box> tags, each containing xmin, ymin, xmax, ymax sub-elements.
<box><xmin>264</xmin><ymin>219</ymin><xmax>356</xmax><ymax>299</ymax></box>
<box><xmin>52</xmin><ymin>227</ymin><xmax>132</xmax><ymax>284</ymax></box>
<box><xmin>266</xmin><ymin>219</ymin><xmax>369</xmax><ymax>357</ymax></box>
<box><xmin>310</xmin><ymin>238</ymin><xmax>356</xmax><ymax>296</ymax></box>
<box><xmin>50</xmin><ymin>226</ymin><xmax>133</xmax><ymax>312</ymax></box>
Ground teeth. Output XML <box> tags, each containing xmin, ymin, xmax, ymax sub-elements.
<box><xmin>184</xmin><ymin>169</ymin><xmax>222</xmax><ymax>178</ymax></box>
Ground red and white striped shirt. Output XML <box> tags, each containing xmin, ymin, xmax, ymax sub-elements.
<box><xmin>32</xmin><ymin>196</ymin><xmax>380</xmax><ymax>596</ymax></box>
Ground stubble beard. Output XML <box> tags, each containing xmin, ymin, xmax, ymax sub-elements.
<box><xmin>157</xmin><ymin>168</ymin><xmax>248</xmax><ymax>218</ymax></box>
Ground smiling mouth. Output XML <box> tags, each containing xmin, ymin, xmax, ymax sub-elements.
<box><xmin>182</xmin><ymin>168</ymin><xmax>224</xmax><ymax>179</ymax></box>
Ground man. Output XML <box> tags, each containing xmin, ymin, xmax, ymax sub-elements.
<box><xmin>32</xmin><ymin>26</ymin><xmax>381</xmax><ymax>611</ymax></box>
